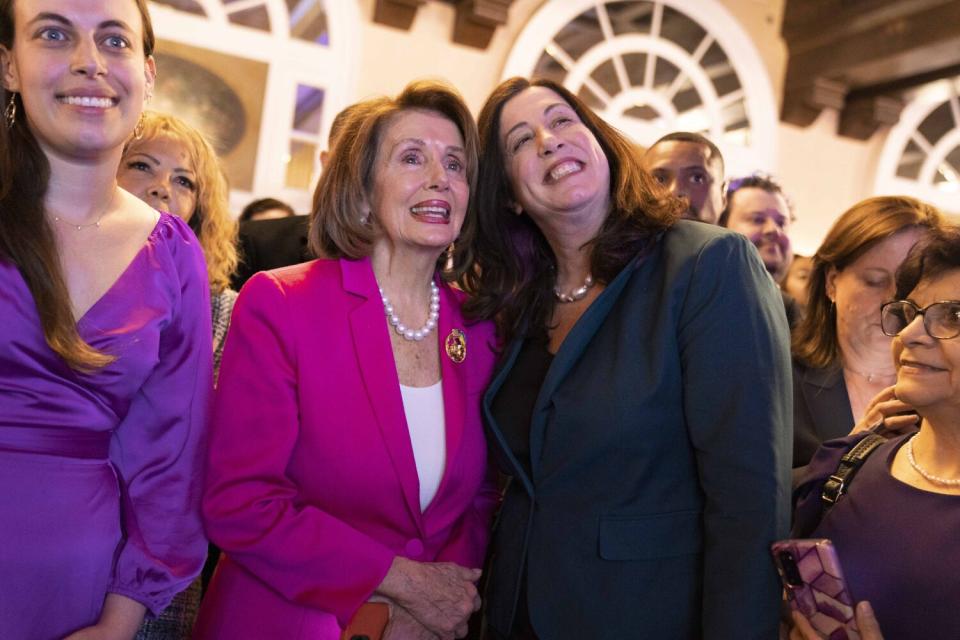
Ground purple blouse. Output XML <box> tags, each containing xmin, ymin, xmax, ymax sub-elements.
<box><xmin>0</xmin><ymin>213</ymin><xmax>212</xmax><ymax>638</ymax></box>
<box><xmin>797</xmin><ymin>433</ymin><xmax>960</xmax><ymax>640</ymax></box>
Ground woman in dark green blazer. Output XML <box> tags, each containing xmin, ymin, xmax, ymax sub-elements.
<box><xmin>462</xmin><ymin>78</ymin><xmax>792</xmax><ymax>640</ymax></box>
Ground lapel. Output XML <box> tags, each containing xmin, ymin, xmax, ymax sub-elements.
<box><xmin>482</xmin><ymin>335</ymin><xmax>535</xmax><ymax>496</ymax></box>
<box><xmin>423</xmin><ymin>280</ymin><xmax>467</xmax><ymax>517</ymax></box>
<box><xmin>528</xmin><ymin>253</ymin><xmax>646</xmax><ymax>475</ymax></box>
<box><xmin>342</xmin><ymin>257</ymin><xmax>424</xmax><ymax>533</ymax></box>
<box><xmin>798</xmin><ymin>364</ymin><xmax>854</xmax><ymax>441</ymax></box>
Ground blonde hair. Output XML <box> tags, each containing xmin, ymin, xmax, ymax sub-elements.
<box><xmin>123</xmin><ymin>111</ymin><xmax>238</xmax><ymax>293</ymax></box>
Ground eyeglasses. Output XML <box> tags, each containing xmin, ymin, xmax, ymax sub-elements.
<box><xmin>880</xmin><ymin>300</ymin><xmax>960</xmax><ymax>340</ymax></box>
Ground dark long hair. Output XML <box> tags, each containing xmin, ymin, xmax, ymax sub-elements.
<box><xmin>460</xmin><ymin>77</ymin><xmax>683</xmax><ymax>342</ymax></box>
<box><xmin>0</xmin><ymin>0</ymin><xmax>155</xmax><ymax>370</ymax></box>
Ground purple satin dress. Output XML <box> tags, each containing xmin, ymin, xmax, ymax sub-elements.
<box><xmin>0</xmin><ymin>213</ymin><xmax>212</xmax><ymax>640</ymax></box>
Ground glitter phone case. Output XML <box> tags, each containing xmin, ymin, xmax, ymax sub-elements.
<box><xmin>771</xmin><ymin>538</ymin><xmax>861</xmax><ymax>640</ymax></box>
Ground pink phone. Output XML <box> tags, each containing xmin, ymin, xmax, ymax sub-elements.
<box><xmin>771</xmin><ymin>538</ymin><xmax>860</xmax><ymax>640</ymax></box>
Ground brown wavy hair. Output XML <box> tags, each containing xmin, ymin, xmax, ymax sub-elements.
<box><xmin>309</xmin><ymin>80</ymin><xmax>479</xmax><ymax>278</ymax></box>
<box><xmin>792</xmin><ymin>196</ymin><xmax>944</xmax><ymax>369</ymax></box>
<box><xmin>0</xmin><ymin>0</ymin><xmax>155</xmax><ymax>370</ymax></box>
<box><xmin>122</xmin><ymin>111</ymin><xmax>238</xmax><ymax>294</ymax></box>
<box><xmin>460</xmin><ymin>77</ymin><xmax>683</xmax><ymax>342</ymax></box>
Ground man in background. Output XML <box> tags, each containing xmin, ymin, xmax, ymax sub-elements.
<box><xmin>642</xmin><ymin>131</ymin><xmax>726</xmax><ymax>224</ymax></box>
<box><xmin>232</xmin><ymin>103</ymin><xmax>363</xmax><ymax>289</ymax></box>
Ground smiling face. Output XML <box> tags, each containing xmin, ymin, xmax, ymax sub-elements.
<box><xmin>0</xmin><ymin>0</ymin><xmax>155</xmax><ymax>162</ymax></box>
<box><xmin>499</xmin><ymin>86</ymin><xmax>611</xmax><ymax>233</ymax></box>
<box><xmin>725</xmin><ymin>186</ymin><xmax>792</xmax><ymax>276</ymax></box>
<box><xmin>828</xmin><ymin>227</ymin><xmax>926</xmax><ymax>358</ymax></box>
<box><xmin>892</xmin><ymin>268</ymin><xmax>960</xmax><ymax>415</ymax></box>
<box><xmin>368</xmin><ymin>108</ymin><xmax>469</xmax><ymax>260</ymax></box>
<box><xmin>118</xmin><ymin>134</ymin><xmax>198</xmax><ymax>221</ymax></box>
<box><xmin>642</xmin><ymin>140</ymin><xmax>725</xmax><ymax>224</ymax></box>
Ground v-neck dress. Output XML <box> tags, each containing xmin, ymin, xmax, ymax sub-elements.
<box><xmin>0</xmin><ymin>213</ymin><xmax>213</xmax><ymax>639</ymax></box>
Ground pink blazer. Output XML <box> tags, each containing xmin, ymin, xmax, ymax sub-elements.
<box><xmin>194</xmin><ymin>257</ymin><xmax>498</xmax><ymax>640</ymax></box>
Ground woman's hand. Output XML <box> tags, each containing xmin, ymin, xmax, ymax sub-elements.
<box><xmin>63</xmin><ymin>627</ymin><xmax>119</xmax><ymax>640</ymax></box>
<box><xmin>789</xmin><ymin>602</ymin><xmax>884</xmax><ymax>640</ymax></box>
<box><xmin>376</xmin><ymin>557</ymin><xmax>481</xmax><ymax>639</ymax></box>
<box><xmin>850</xmin><ymin>386</ymin><xmax>919</xmax><ymax>436</ymax></box>
<box><xmin>63</xmin><ymin>594</ymin><xmax>145</xmax><ymax>640</ymax></box>
<box><xmin>383</xmin><ymin>604</ymin><xmax>441</xmax><ymax>640</ymax></box>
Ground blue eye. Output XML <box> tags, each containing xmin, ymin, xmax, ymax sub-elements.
<box><xmin>104</xmin><ymin>35</ymin><xmax>130</xmax><ymax>49</ymax></box>
<box><xmin>127</xmin><ymin>161</ymin><xmax>150</xmax><ymax>172</ymax></box>
<box><xmin>38</xmin><ymin>28</ymin><xmax>67</xmax><ymax>42</ymax></box>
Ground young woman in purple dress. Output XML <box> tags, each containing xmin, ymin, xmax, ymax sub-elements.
<box><xmin>0</xmin><ymin>1</ymin><xmax>211</xmax><ymax>638</ymax></box>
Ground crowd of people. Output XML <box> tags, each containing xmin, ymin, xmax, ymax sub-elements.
<box><xmin>1</xmin><ymin>1</ymin><xmax>957</xmax><ymax>639</ymax></box>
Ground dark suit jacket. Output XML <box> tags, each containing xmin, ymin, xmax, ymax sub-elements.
<box><xmin>231</xmin><ymin>215</ymin><xmax>311</xmax><ymax>290</ymax></box>
<box><xmin>792</xmin><ymin>360</ymin><xmax>853</xmax><ymax>468</ymax></box>
<box><xmin>482</xmin><ymin>221</ymin><xmax>792</xmax><ymax>640</ymax></box>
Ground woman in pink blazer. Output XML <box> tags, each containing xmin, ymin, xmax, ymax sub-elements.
<box><xmin>195</xmin><ymin>81</ymin><xmax>498</xmax><ymax>640</ymax></box>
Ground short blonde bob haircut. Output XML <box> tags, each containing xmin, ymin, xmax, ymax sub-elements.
<box><xmin>122</xmin><ymin>111</ymin><xmax>239</xmax><ymax>294</ymax></box>
<box><xmin>308</xmin><ymin>80</ymin><xmax>479</xmax><ymax>278</ymax></box>
<box><xmin>792</xmin><ymin>195</ymin><xmax>944</xmax><ymax>369</ymax></box>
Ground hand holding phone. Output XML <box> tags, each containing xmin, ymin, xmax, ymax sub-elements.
<box><xmin>772</xmin><ymin>538</ymin><xmax>860</xmax><ymax>640</ymax></box>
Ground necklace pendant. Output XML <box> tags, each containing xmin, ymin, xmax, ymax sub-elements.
<box><xmin>445</xmin><ymin>329</ymin><xmax>466</xmax><ymax>363</ymax></box>
<box><xmin>554</xmin><ymin>274</ymin><xmax>595</xmax><ymax>303</ymax></box>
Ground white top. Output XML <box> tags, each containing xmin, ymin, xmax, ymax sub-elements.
<box><xmin>400</xmin><ymin>381</ymin><xmax>447</xmax><ymax>512</ymax></box>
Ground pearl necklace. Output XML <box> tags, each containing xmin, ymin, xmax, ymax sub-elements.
<box><xmin>379</xmin><ymin>280</ymin><xmax>439</xmax><ymax>341</ymax></box>
<box><xmin>906</xmin><ymin>434</ymin><xmax>960</xmax><ymax>486</ymax></box>
<box><xmin>554</xmin><ymin>274</ymin><xmax>595</xmax><ymax>303</ymax></box>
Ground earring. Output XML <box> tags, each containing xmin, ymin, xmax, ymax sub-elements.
<box><xmin>444</xmin><ymin>242</ymin><xmax>455</xmax><ymax>272</ymax></box>
<box><xmin>133</xmin><ymin>112</ymin><xmax>145</xmax><ymax>140</ymax></box>
<box><xmin>4</xmin><ymin>93</ymin><xmax>16</xmax><ymax>129</ymax></box>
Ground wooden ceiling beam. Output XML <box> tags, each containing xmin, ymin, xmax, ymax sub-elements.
<box><xmin>451</xmin><ymin>0</ymin><xmax>513</xmax><ymax>49</ymax></box>
<box><xmin>373</xmin><ymin>0</ymin><xmax>428</xmax><ymax>31</ymax></box>
<box><xmin>781</xmin><ymin>0</ymin><xmax>960</xmax><ymax>137</ymax></box>
<box><xmin>373</xmin><ymin>0</ymin><xmax>514</xmax><ymax>49</ymax></box>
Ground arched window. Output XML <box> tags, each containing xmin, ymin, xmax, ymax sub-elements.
<box><xmin>501</xmin><ymin>0</ymin><xmax>778</xmax><ymax>176</ymax></box>
<box><xmin>875</xmin><ymin>77</ymin><xmax>960</xmax><ymax>215</ymax></box>
<box><xmin>148</xmin><ymin>0</ymin><xmax>360</xmax><ymax>213</ymax></box>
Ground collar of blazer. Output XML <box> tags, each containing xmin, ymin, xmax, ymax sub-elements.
<box><xmin>340</xmin><ymin>256</ymin><xmax>470</xmax><ymax>529</ymax></box>
<box><xmin>483</xmin><ymin>242</ymin><xmax>658</xmax><ymax>491</ymax></box>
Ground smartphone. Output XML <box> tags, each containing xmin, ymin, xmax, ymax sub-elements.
<box><xmin>771</xmin><ymin>538</ymin><xmax>860</xmax><ymax>640</ymax></box>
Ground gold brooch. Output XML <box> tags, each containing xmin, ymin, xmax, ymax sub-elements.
<box><xmin>445</xmin><ymin>329</ymin><xmax>466</xmax><ymax>363</ymax></box>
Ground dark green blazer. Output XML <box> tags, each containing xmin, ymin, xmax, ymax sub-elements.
<box><xmin>482</xmin><ymin>221</ymin><xmax>792</xmax><ymax>639</ymax></box>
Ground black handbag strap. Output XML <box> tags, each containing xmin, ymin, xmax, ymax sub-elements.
<box><xmin>821</xmin><ymin>433</ymin><xmax>886</xmax><ymax>508</ymax></box>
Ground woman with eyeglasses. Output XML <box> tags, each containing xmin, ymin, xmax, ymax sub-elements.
<box><xmin>790</xmin><ymin>224</ymin><xmax>960</xmax><ymax>640</ymax></box>
<box><xmin>790</xmin><ymin>197</ymin><xmax>943</xmax><ymax>468</ymax></box>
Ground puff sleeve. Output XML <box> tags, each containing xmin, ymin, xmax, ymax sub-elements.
<box><xmin>107</xmin><ymin>217</ymin><xmax>213</xmax><ymax>616</ymax></box>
